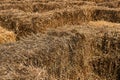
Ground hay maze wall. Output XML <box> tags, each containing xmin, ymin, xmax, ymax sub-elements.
<box><xmin>0</xmin><ymin>0</ymin><xmax>120</xmax><ymax>80</ymax></box>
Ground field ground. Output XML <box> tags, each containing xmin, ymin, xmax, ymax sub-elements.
<box><xmin>0</xmin><ymin>0</ymin><xmax>120</xmax><ymax>80</ymax></box>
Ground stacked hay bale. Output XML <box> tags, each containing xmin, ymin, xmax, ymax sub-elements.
<box><xmin>0</xmin><ymin>0</ymin><xmax>119</xmax><ymax>79</ymax></box>
<box><xmin>0</xmin><ymin>5</ymin><xmax>119</xmax><ymax>40</ymax></box>
<box><xmin>0</xmin><ymin>24</ymin><xmax>120</xmax><ymax>80</ymax></box>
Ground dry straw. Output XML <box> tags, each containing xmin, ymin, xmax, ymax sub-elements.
<box><xmin>0</xmin><ymin>0</ymin><xmax>120</xmax><ymax>79</ymax></box>
<box><xmin>0</xmin><ymin>25</ymin><xmax>120</xmax><ymax>80</ymax></box>
<box><xmin>0</xmin><ymin>26</ymin><xmax>16</xmax><ymax>44</ymax></box>
<box><xmin>1</xmin><ymin>5</ymin><xmax>119</xmax><ymax>40</ymax></box>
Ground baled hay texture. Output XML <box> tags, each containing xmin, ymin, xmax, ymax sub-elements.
<box><xmin>84</xmin><ymin>0</ymin><xmax>118</xmax><ymax>3</ymax></box>
<box><xmin>90</xmin><ymin>55</ymin><xmax>120</xmax><ymax>80</ymax></box>
<box><xmin>97</xmin><ymin>1</ymin><xmax>120</xmax><ymax>8</ymax></box>
<box><xmin>90</xmin><ymin>27</ymin><xmax>120</xmax><ymax>56</ymax></box>
<box><xmin>0</xmin><ymin>2</ymin><xmax>61</xmax><ymax>13</ymax></box>
<box><xmin>89</xmin><ymin>21</ymin><xmax>120</xmax><ymax>27</ymax></box>
<box><xmin>0</xmin><ymin>3</ymin><xmax>33</xmax><ymax>12</ymax></box>
<box><xmin>0</xmin><ymin>65</ymin><xmax>49</xmax><ymax>80</ymax></box>
<box><xmin>32</xmin><ymin>1</ymin><xmax>96</xmax><ymax>13</ymax></box>
<box><xmin>88</xmin><ymin>30</ymin><xmax>120</xmax><ymax>80</ymax></box>
<box><xmin>0</xmin><ymin>26</ymin><xmax>16</xmax><ymax>44</ymax></box>
<box><xmin>91</xmin><ymin>6</ymin><xmax>120</xmax><ymax>23</ymax></box>
<box><xmin>0</xmin><ymin>0</ymin><xmax>96</xmax><ymax>13</ymax></box>
<box><xmin>0</xmin><ymin>7</ymin><xmax>89</xmax><ymax>39</ymax></box>
<box><xmin>0</xmin><ymin>25</ymin><xmax>100</xmax><ymax>80</ymax></box>
<box><xmin>0</xmin><ymin>25</ymin><xmax>120</xmax><ymax>80</ymax></box>
<box><xmin>1</xmin><ymin>5</ymin><xmax>119</xmax><ymax>40</ymax></box>
<box><xmin>52</xmin><ymin>25</ymin><xmax>120</xmax><ymax>80</ymax></box>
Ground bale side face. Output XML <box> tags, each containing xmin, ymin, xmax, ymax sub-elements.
<box><xmin>0</xmin><ymin>25</ymin><xmax>120</xmax><ymax>80</ymax></box>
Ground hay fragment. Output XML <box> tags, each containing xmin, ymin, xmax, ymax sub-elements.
<box><xmin>0</xmin><ymin>26</ymin><xmax>16</xmax><ymax>44</ymax></box>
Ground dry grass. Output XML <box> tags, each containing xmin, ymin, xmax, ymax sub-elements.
<box><xmin>0</xmin><ymin>27</ymin><xmax>86</xmax><ymax>80</ymax></box>
<box><xmin>0</xmin><ymin>1</ymin><xmax>96</xmax><ymax>13</ymax></box>
<box><xmin>83</xmin><ymin>0</ymin><xmax>119</xmax><ymax>3</ymax></box>
<box><xmin>0</xmin><ymin>0</ymin><xmax>120</xmax><ymax>80</ymax></box>
<box><xmin>97</xmin><ymin>1</ymin><xmax>120</xmax><ymax>8</ymax></box>
<box><xmin>90</xmin><ymin>55</ymin><xmax>120</xmax><ymax>80</ymax></box>
<box><xmin>0</xmin><ymin>5</ymin><xmax>119</xmax><ymax>40</ymax></box>
<box><xmin>89</xmin><ymin>21</ymin><xmax>120</xmax><ymax>27</ymax></box>
<box><xmin>0</xmin><ymin>26</ymin><xmax>16</xmax><ymax>44</ymax></box>
<box><xmin>0</xmin><ymin>25</ymin><xmax>120</xmax><ymax>80</ymax></box>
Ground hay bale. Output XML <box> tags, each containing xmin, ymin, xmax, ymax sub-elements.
<box><xmin>0</xmin><ymin>0</ymin><xmax>119</xmax><ymax>44</ymax></box>
<box><xmin>0</xmin><ymin>26</ymin><xmax>16</xmax><ymax>44</ymax></box>
<box><xmin>88</xmin><ymin>25</ymin><xmax>120</xmax><ymax>80</ymax></box>
<box><xmin>0</xmin><ymin>27</ymin><xmax>86</xmax><ymax>80</ymax></box>
<box><xmin>0</xmin><ymin>25</ymin><xmax>120</xmax><ymax>80</ymax></box>
<box><xmin>0</xmin><ymin>6</ymin><xmax>91</xmax><ymax>39</ymax></box>
<box><xmin>0</xmin><ymin>0</ymin><xmax>95</xmax><ymax>13</ymax></box>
